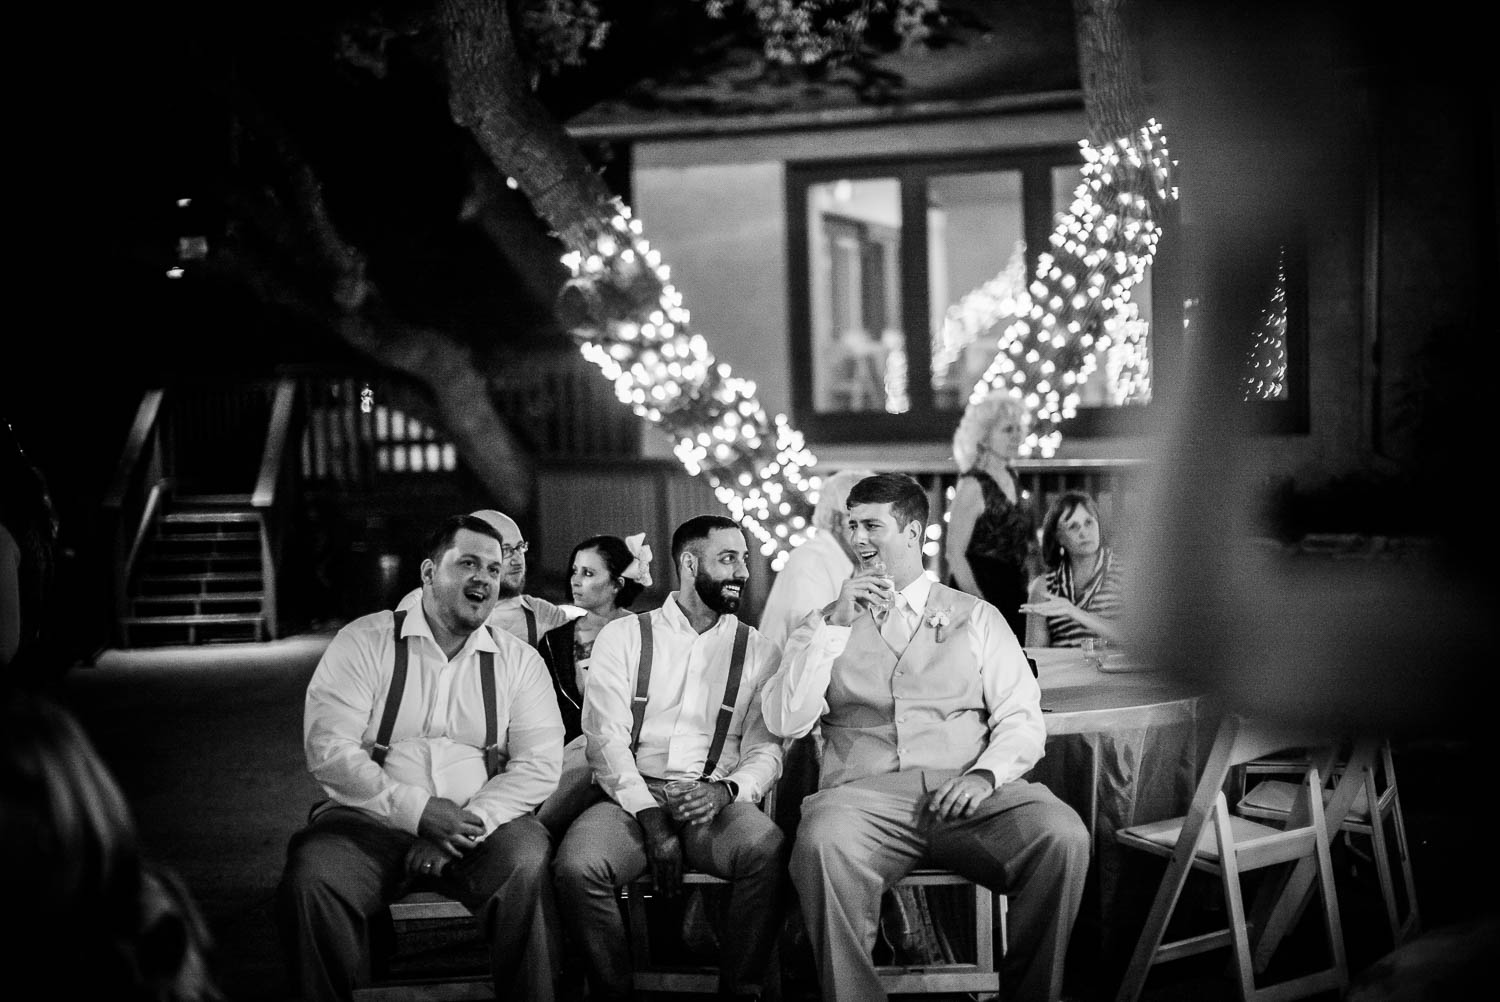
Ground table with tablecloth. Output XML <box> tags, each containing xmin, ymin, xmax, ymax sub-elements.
<box><xmin>1021</xmin><ymin>646</ymin><xmax>1215</xmax><ymax>981</ymax></box>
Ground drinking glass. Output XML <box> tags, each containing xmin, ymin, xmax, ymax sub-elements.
<box><xmin>664</xmin><ymin>779</ymin><xmax>699</xmax><ymax>820</ymax></box>
<box><xmin>867</xmin><ymin>559</ymin><xmax>894</xmax><ymax>615</ymax></box>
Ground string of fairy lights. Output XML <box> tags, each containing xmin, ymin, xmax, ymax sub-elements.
<box><xmin>560</xmin><ymin>122</ymin><xmax>1179</xmax><ymax>566</ymax></box>
<box><xmin>561</xmin><ymin>202</ymin><xmax>820</xmax><ymax>570</ymax></box>
<box><xmin>966</xmin><ymin>118</ymin><xmax>1178</xmax><ymax>457</ymax></box>
<box><xmin>1241</xmin><ymin>245</ymin><xmax>1289</xmax><ymax>401</ymax></box>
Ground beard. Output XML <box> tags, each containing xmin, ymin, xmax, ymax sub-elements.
<box><xmin>495</xmin><ymin>572</ymin><xmax>524</xmax><ymax>600</ymax></box>
<box><xmin>694</xmin><ymin>567</ymin><xmax>746</xmax><ymax>615</ymax></box>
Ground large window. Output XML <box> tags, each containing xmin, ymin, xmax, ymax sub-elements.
<box><xmin>788</xmin><ymin>153</ymin><xmax>1304</xmax><ymax>442</ymax></box>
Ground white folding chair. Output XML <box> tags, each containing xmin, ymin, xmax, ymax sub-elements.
<box><xmin>1113</xmin><ymin>713</ymin><xmax>1348</xmax><ymax>1002</ymax></box>
<box><xmin>1238</xmin><ymin>738</ymin><xmax>1420</xmax><ymax>949</ymax></box>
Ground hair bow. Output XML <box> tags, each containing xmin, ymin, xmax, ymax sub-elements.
<box><xmin>622</xmin><ymin>533</ymin><xmax>653</xmax><ymax>587</ymax></box>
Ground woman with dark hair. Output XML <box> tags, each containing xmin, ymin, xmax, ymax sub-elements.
<box><xmin>2</xmin><ymin>687</ymin><xmax>222</xmax><ymax>1000</ymax></box>
<box><xmin>536</xmin><ymin>533</ymin><xmax>652</xmax><ymax>838</ymax></box>
<box><xmin>1022</xmin><ymin>491</ymin><xmax>1125</xmax><ymax>648</ymax></box>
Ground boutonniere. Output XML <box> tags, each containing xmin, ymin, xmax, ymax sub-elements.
<box><xmin>926</xmin><ymin>608</ymin><xmax>953</xmax><ymax>643</ymax></box>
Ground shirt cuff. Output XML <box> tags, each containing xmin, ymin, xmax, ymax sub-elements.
<box><xmin>619</xmin><ymin>786</ymin><xmax>658</xmax><ymax>817</ymax></box>
<box><xmin>391</xmin><ymin>786</ymin><xmax>431</xmax><ymax>836</ymax></box>
<box><xmin>811</xmin><ymin>618</ymin><xmax>852</xmax><ymax>651</ymax></box>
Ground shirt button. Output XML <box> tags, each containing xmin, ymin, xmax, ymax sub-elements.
<box><xmin>894</xmin><ymin>670</ymin><xmax>904</xmax><ymax>676</ymax></box>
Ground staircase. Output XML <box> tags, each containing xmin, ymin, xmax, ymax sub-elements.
<box><xmin>121</xmin><ymin>496</ymin><xmax>271</xmax><ymax>647</ymax></box>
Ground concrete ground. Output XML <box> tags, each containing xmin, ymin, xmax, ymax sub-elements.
<box><xmin>57</xmin><ymin>634</ymin><xmax>1496</xmax><ymax>1001</ymax></box>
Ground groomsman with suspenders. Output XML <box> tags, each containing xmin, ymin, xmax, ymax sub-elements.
<box><xmin>278</xmin><ymin>514</ymin><xmax>565</xmax><ymax>1001</ymax></box>
<box><xmin>554</xmin><ymin>514</ymin><xmax>786</xmax><ymax>1002</ymax></box>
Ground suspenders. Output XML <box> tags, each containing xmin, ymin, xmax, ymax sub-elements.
<box><xmin>703</xmin><ymin>622</ymin><xmax>751</xmax><ymax>780</ymax></box>
<box><xmin>371</xmin><ymin>610</ymin><xmax>409</xmax><ymax>768</ymax></box>
<box><xmin>629</xmin><ymin>612</ymin><xmax>752</xmax><ymax>781</ymax></box>
<box><xmin>629</xmin><ymin>613</ymin><xmax>655</xmax><ymax>749</ymax></box>
<box><xmin>371</xmin><ymin>609</ymin><xmax>502</xmax><ymax>778</ymax></box>
<box><xmin>523</xmin><ymin>606</ymin><xmax>537</xmax><ymax>647</ymax></box>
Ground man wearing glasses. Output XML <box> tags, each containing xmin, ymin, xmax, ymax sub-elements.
<box><xmin>398</xmin><ymin>509</ymin><xmax>571</xmax><ymax>649</ymax></box>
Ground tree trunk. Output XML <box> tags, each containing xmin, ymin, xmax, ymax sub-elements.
<box><xmin>438</xmin><ymin>0</ymin><xmax>617</xmax><ymax>254</ymax></box>
<box><xmin>1072</xmin><ymin>0</ymin><xmax>1147</xmax><ymax>142</ymax></box>
<box><xmin>332</xmin><ymin>309</ymin><xmax>534</xmax><ymax>515</ymax></box>
<box><xmin>228</xmin><ymin>96</ymin><xmax>536</xmax><ymax>514</ymax></box>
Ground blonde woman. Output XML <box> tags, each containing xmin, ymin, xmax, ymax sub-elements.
<box><xmin>944</xmin><ymin>390</ymin><xmax>1036</xmax><ymax>640</ymax></box>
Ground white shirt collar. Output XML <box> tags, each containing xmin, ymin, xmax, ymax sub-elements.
<box><xmin>894</xmin><ymin>573</ymin><xmax>933</xmax><ymax>622</ymax></box>
<box><xmin>401</xmin><ymin>600</ymin><xmax>500</xmax><ymax>656</ymax></box>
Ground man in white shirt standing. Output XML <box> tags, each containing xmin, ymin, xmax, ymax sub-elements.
<box><xmin>278</xmin><ymin>514</ymin><xmax>565</xmax><ymax>1002</ymax></box>
<box><xmin>762</xmin><ymin>474</ymin><xmax>1089</xmax><ymax>1002</ymax></box>
<box><xmin>555</xmin><ymin>514</ymin><xmax>785</xmax><ymax>1001</ymax></box>
<box><xmin>396</xmin><ymin>509</ymin><xmax>572</xmax><ymax>648</ymax></box>
<box><xmin>757</xmin><ymin>468</ymin><xmax>875</xmax><ymax>650</ymax></box>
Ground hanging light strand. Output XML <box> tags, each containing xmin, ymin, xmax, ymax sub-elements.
<box><xmin>966</xmin><ymin>119</ymin><xmax>1178</xmax><ymax>457</ymax></box>
<box><xmin>562</xmin><ymin>200</ymin><xmax>821</xmax><ymax>569</ymax></box>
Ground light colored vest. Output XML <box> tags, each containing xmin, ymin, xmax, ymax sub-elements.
<box><xmin>819</xmin><ymin>582</ymin><xmax>988</xmax><ymax>790</ymax></box>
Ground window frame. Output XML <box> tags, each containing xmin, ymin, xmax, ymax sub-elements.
<box><xmin>786</xmin><ymin>151</ymin><xmax>1310</xmax><ymax>442</ymax></box>
<box><xmin>788</xmin><ymin>148</ymin><xmax>1071</xmax><ymax>442</ymax></box>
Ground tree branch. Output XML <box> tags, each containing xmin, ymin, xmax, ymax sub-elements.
<box><xmin>215</xmin><ymin>92</ymin><xmax>536</xmax><ymax>512</ymax></box>
<box><xmin>438</xmin><ymin>0</ymin><xmax>616</xmax><ymax>252</ymax></box>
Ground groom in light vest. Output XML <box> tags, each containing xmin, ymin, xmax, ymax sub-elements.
<box><xmin>763</xmin><ymin>473</ymin><xmax>1089</xmax><ymax>1002</ymax></box>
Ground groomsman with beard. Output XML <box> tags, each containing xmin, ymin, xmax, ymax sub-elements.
<box><xmin>554</xmin><ymin>514</ymin><xmax>786</xmax><ymax>1002</ymax></box>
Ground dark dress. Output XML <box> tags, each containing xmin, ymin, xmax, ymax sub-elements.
<box><xmin>950</xmin><ymin>468</ymin><xmax>1034</xmax><ymax>640</ymax></box>
<box><xmin>537</xmin><ymin>620</ymin><xmax>585</xmax><ymax>743</ymax></box>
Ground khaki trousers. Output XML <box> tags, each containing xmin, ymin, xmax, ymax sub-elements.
<box><xmin>790</xmin><ymin>769</ymin><xmax>1089</xmax><ymax>1002</ymax></box>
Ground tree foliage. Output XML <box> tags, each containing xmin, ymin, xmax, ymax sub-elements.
<box><xmin>517</xmin><ymin>0</ymin><xmax>952</xmax><ymax>77</ymax></box>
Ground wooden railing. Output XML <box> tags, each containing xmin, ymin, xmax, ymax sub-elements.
<box><xmin>252</xmin><ymin>379</ymin><xmax>302</xmax><ymax>639</ymax></box>
<box><xmin>490</xmin><ymin>349</ymin><xmax>639</xmax><ymax>458</ymax></box>
<box><xmin>104</xmin><ymin>381</ymin><xmax>302</xmax><ymax>643</ymax></box>
<box><xmin>103</xmin><ymin>390</ymin><xmax>168</xmax><ymax>632</ymax></box>
<box><xmin>294</xmin><ymin>371</ymin><xmax>462</xmax><ymax>488</ymax></box>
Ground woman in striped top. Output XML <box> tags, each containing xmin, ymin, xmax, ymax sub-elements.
<box><xmin>1022</xmin><ymin>491</ymin><xmax>1125</xmax><ymax>648</ymax></box>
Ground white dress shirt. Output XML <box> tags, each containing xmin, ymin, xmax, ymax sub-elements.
<box><xmin>757</xmin><ymin>530</ymin><xmax>855</xmax><ymax>650</ymax></box>
<box><xmin>762</xmin><ymin>575</ymin><xmax>1045</xmax><ymax>788</ymax></box>
<box><xmin>303</xmin><ymin>605</ymin><xmax>564</xmax><ymax>836</ymax></box>
<box><xmin>582</xmin><ymin>595</ymin><xmax>784</xmax><ymax>816</ymax></box>
<box><xmin>396</xmin><ymin>587</ymin><xmax>573</xmax><ymax>643</ymax></box>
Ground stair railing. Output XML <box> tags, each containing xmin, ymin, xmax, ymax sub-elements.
<box><xmin>251</xmin><ymin>379</ymin><xmax>301</xmax><ymax>640</ymax></box>
<box><xmin>103</xmin><ymin>389</ymin><xmax>171</xmax><ymax>639</ymax></box>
